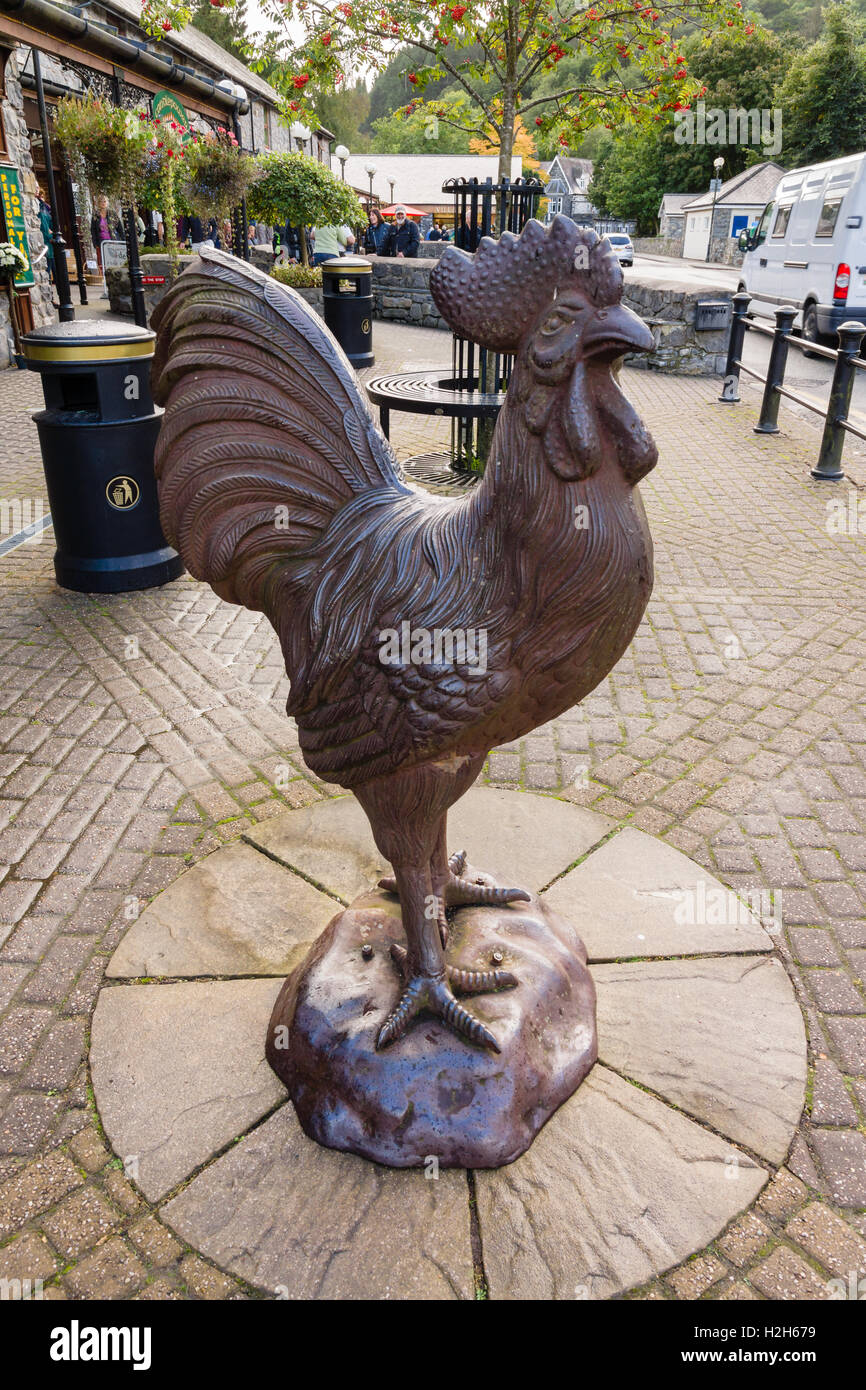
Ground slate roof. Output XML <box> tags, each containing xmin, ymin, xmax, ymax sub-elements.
<box><xmin>684</xmin><ymin>161</ymin><xmax>785</xmax><ymax>212</ymax></box>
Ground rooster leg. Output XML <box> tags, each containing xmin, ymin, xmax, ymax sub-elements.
<box><xmin>375</xmin><ymin>860</ymin><xmax>504</xmax><ymax>1053</ymax></box>
<box><xmin>379</xmin><ymin>821</ymin><xmax>532</xmax><ymax>935</ymax></box>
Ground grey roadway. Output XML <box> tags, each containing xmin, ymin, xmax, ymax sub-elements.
<box><xmin>630</xmin><ymin>253</ymin><xmax>866</xmax><ymax>441</ymax></box>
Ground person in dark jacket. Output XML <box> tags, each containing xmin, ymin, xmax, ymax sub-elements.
<box><xmin>426</xmin><ymin>223</ymin><xmax>442</xmax><ymax>241</ymax></box>
<box><xmin>386</xmin><ymin>206</ymin><xmax>420</xmax><ymax>258</ymax></box>
<box><xmin>363</xmin><ymin>207</ymin><xmax>390</xmax><ymax>255</ymax></box>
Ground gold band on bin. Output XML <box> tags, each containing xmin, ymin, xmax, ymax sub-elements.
<box><xmin>22</xmin><ymin>340</ymin><xmax>155</xmax><ymax>364</ymax></box>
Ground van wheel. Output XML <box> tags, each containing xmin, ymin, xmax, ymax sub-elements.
<box><xmin>802</xmin><ymin>304</ymin><xmax>823</xmax><ymax>358</ymax></box>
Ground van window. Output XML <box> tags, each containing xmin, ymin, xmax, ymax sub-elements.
<box><xmin>815</xmin><ymin>198</ymin><xmax>843</xmax><ymax>238</ymax></box>
<box><xmin>753</xmin><ymin>201</ymin><xmax>774</xmax><ymax>247</ymax></box>
<box><xmin>772</xmin><ymin>205</ymin><xmax>793</xmax><ymax>237</ymax></box>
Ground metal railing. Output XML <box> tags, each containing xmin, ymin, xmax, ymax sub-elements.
<box><xmin>720</xmin><ymin>292</ymin><xmax>866</xmax><ymax>481</ymax></box>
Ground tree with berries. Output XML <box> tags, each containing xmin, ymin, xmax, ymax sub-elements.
<box><xmin>155</xmin><ymin>0</ymin><xmax>751</xmax><ymax>181</ymax></box>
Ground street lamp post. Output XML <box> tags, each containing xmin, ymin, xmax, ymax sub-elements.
<box><xmin>335</xmin><ymin>144</ymin><xmax>349</xmax><ymax>180</ymax></box>
<box><xmin>388</xmin><ymin>178</ymin><xmax>395</xmax><ymax>205</ymax></box>
<box><xmin>365</xmin><ymin>163</ymin><xmax>377</xmax><ymax>212</ymax></box>
<box><xmin>706</xmin><ymin>156</ymin><xmax>725</xmax><ymax>263</ymax></box>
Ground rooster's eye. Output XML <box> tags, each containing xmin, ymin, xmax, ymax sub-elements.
<box><xmin>542</xmin><ymin>312</ymin><xmax>568</xmax><ymax>333</ymax></box>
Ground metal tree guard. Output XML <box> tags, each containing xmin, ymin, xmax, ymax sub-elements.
<box><xmin>443</xmin><ymin>175</ymin><xmax>544</xmax><ymax>472</ymax></box>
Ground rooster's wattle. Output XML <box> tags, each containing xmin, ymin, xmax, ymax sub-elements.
<box><xmin>151</xmin><ymin>215</ymin><xmax>658</xmax><ymax>1053</ymax></box>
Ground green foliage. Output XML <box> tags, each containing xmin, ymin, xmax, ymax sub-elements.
<box><xmin>311</xmin><ymin>83</ymin><xmax>372</xmax><ymax>151</ymax></box>
<box><xmin>369</xmin><ymin>103</ymin><xmax>473</xmax><ymax>154</ymax></box>
<box><xmin>776</xmin><ymin>1</ymin><xmax>866</xmax><ymax>164</ymax></box>
<box><xmin>589</xmin><ymin>25</ymin><xmax>792</xmax><ymax>232</ymax></box>
<box><xmin>365</xmin><ymin>42</ymin><xmax>472</xmax><ymax>129</ymax></box>
<box><xmin>248</xmin><ymin>152</ymin><xmax>364</xmax><ymax>241</ymax></box>
<box><xmin>271</xmin><ymin>263</ymin><xmax>323</xmax><ymax>288</ymax></box>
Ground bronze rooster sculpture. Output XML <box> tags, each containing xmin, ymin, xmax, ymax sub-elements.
<box><xmin>151</xmin><ymin>215</ymin><xmax>658</xmax><ymax>1056</ymax></box>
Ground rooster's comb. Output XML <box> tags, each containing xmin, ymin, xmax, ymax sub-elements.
<box><xmin>430</xmin><ymin>214</ymin><xmax>622</xmax><ymax>351</ymax></box>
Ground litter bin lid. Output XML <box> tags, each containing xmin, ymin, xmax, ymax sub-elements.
<box><xmin>320</xmin><ymin>256</ymin><xmax>372</xmax><ymax>276</ymax></box>
<box><xmin>21</xmin><ymin>319</ymin><xmax>156</xmax><ymax>364</ymax></box>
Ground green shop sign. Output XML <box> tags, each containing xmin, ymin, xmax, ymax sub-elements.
<box><xmin>0</xmin><ymin>164</ymin><xmax>35</xmax><ymax>288</ymax></box>
<box><xmin>151</xmin><ymin>90</ymin><xmax>192</xmax><ymax>141</ymax></box>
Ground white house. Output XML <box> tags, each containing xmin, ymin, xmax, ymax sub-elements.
<box><xmin>682</xmin><ymin>162</ymin><xmax>784</xmax><ymax>261</ymax></box>
<box><xmin>340</xmin><ymin>154</ymin><xmax>524</xmax><ymax>219</ymax></box>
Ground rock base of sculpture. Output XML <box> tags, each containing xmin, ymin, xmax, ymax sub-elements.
<box><xmin>265</xmin><ymin>873</ymin><xmax>597</xmax><ymax>1169</ymax></box>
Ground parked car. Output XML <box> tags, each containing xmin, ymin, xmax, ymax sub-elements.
<box><xmin>606</xmin><ymin>233</ymin><xmax>634</xmax><ymax>267</ymax></box>
<box><xmin>737</xmin><ymin>152</ymin><xmax>866</xmax><ymax>347</ymax></box>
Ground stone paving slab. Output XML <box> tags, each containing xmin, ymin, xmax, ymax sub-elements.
<box><xmin>162</xmin><ymin>1105</ymin><xmax>475</xmax><ymax>1300</ymax></box>
<box><xmin>543</xmin><ymin>827</ymin><xmax>773</xmax><ymax>959</ymax></box>
<box><xmin>475</xmin><ymin>1064</ymin><xmax>767</xmax><ymax>1301</ymax></box>
<box><xmin>90</xmin><ymin>788</ymin><xmax>805</xmax><ymax>1297</ymax></box>
<box><xmin>90</xmin><ymin>979</ymin><xmax>284</xmax><ymax>1201</ymax></box>
<box><xmin>594</xmin><ymin>956</ymin><xmax>807</xmax><ymax>1163</ymax></box>
<box><xmin>246</xmin><ymin>787</ymin><xmax>613</xmax><ymax>900</ymax></box>
<box><xmin>106</xmin><ymin>841</ymin><xmax>338</xmax><ymax>979</ymax></box>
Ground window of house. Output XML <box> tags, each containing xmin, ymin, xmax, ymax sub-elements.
<box><xmin>815</xmin><ymin>197</ymin><xmax>843</xmax><ymax>238</ymax></box>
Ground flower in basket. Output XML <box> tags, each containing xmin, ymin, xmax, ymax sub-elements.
<box><xmin>0</xmin><ymin>241</ymin><xmax>29</xmax><ymax>280</ymax></box>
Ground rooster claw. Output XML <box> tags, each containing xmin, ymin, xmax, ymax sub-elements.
<box><xmin>377</xmin><ymin>943</ymin><xmax>515</xmax><ymax>1051</ymax></box>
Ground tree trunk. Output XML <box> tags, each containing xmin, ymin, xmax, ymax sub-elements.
<box><xmin>498</xmin><ymin>90</ymin><xmax>516</xmax><ymax>185</ymax></box>
<box><xmin>300</xmin><ymin>229</ymin><xmax>310</xmax><ymax>267</ymax></box>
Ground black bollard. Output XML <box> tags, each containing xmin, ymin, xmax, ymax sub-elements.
<box><xmin>719</xmin><ymin>290</ymin><xmax>750</xmax><ymax>402</ymax></box>
<box><xmin>812</xmin><ymin>321</ymin><xmax>866</xmax><ymax>481</ymax></box>
<box><xmin>755</xmin><ymin>305</ymin><xmax>797</xmax><ymax>434</ymax></box>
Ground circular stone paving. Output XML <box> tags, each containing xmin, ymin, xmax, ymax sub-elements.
<box><xmin>90</xmin><ymin>788</ymin><xmax>807</xmax><ymax>1300</ymax></box>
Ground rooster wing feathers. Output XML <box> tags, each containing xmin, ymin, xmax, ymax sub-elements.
<box><xmin>151</xmin><ymin>247</ymin><xmax>404</xmax><ymax>612</ymax></box>
<box><xmin>151</xmin><ymin>250</ymin><xmax>521</xmax><ymax>789</ymax></box>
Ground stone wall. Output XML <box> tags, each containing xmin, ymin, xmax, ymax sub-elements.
<box><xmin>105</xmin><ymin>253</ymin><xmax>733</xmax><ymax>376</ymax></box>
<box><xmin>708</xmin><ymin>235</ymin><xmax>745</xmax><ymax>269</ymax></box>
<box><xmin>622</xmin><ymin>278</ymin><xmax>733</xmax><ymax>375</ymax></box>
<box><xmin>632</xmin><ymin>235</ymin><xmax>685</xmax><ymax>259</ymax></box>
<box><xmin>1</xmin><ymin>50</ymin><xmax>55</xmax><ymax>367</ymax></box>
<box><xmin>369</xmin><ymin>258</ymin><xmax>448</xmax><ymax>330</ymax></box>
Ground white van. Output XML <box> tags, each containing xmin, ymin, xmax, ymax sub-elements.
<box><xmin>738</xmin><ymin>152</ymin><xmax>866</xmax><ymax>345</ymax></box>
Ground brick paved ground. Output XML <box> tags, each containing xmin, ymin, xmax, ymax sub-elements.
<box><xmin>0</xmin><ymin>316</ymin><xmax>865</xmax><ymax>1300</ymax></box>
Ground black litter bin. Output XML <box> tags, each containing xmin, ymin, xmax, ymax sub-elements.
<box><xmin>321</xmin><ymin>257</ymin><xmax>375</xmax><ymax>367</ymax></box>
<box><xmin>21</xmin><ymin>320</ymin><xmax>182</xmax><ymax>593</ymax></box>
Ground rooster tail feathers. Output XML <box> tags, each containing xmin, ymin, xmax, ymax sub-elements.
<box><xmin>151</xmin><ymin>248</ymin><xmax>404</xmax><ymax>615</ymax></box>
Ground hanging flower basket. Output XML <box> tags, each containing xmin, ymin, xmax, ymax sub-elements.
<box><xmin>180</xmin><ymin>129</ymin><xmax>258</xmax><ymax>225</ymax></box>
<box><xmin>53</xmin><ymin>97</ymin><xmax>147</xmax><ymax>205</ymax></box>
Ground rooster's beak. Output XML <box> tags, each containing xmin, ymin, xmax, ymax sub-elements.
<box><xmin>583</xmin><ymin>304</ymin><xmax>655</xmax><ymax>361</ymax></box>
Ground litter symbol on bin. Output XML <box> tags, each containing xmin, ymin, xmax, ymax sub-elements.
<box><xmin>106</xmin><ymin>476</ymin><xmax>140</xmax><ymax>511</ymax></box>
<box><xmin>361</xmin><ymin>318</ymin><xmax>371</xmax><ymax>335</ymax></box>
